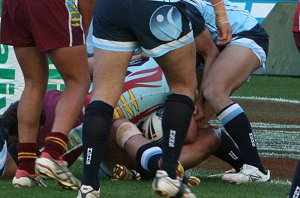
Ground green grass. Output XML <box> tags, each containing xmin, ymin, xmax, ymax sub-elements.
<box><xmin>233</xmin><ymin>75</ymin><xmax>300</xmax><ymax>100</ymax></box>
<box><xmin>0</xmin><ymin>161</ymin><xmax>291</xmax><ymax>198</ymax></box>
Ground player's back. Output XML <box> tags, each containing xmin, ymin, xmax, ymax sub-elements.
<box><xmin>114</xmin><ymin>58</ymin><xmax>169</xmax><ymax>125</ymax></box>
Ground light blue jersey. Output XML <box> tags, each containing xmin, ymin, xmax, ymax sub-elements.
<box><xmin>187</xmin><ymin>0</ymin><xmax>258</xmax><ymax>42</ymax></box>
<box><xmin>186</xmin><ymin>0</ymin><xmax>268</xmax><ymax>73</ymax></box>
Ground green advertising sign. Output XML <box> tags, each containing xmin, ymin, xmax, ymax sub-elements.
<box><xmin>0</xmin><ymin>44</ymin><xmax>8</xmax><ymax>64</ymax></box>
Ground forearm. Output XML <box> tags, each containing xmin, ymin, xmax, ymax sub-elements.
<box><xmin>210</xmin><ymin>0</ymin><xmax>229</xmax><ymax>24</ymax></box>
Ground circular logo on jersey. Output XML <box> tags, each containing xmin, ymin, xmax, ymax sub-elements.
<box><xmin>149</xmin><ymin>5</ymin><xmax>183</xmax><ymax>41</ymax></box>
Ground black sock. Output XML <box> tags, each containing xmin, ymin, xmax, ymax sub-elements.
<box><xmin>82</xmin><ymin>100</ymin><xmax>114</xmax><ymax>190</ymax></box>
<box><xmin>217</xmin><ymin>103</ymin><xmax>266</xmax><ymax>174</ymax></box>
<box><xmin>161</xmin><ymin>93</ymin><xmax>194</xmax><ymax>179</ymax></box>
<box><xmin>289</xmin><ymin>160</ymin><xmax>300</xmax><ymax>198</ymax></box>
<box><xmin>136</xmin><ymin>142</ymin><xmax>162</xmax><ymax>173</ymax></box>
<box><xmin>213</xmin><ymin>129</ymin><xmax>244</xmax><ymax>171</ymax></box>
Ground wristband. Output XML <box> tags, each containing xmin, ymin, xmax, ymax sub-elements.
<box><xmin>212</xmin><ymin>0</ymin><xmax>229</xmax><ymax>24</ymax></box>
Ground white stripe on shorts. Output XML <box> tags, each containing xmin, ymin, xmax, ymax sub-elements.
<box><xmin>150</xmin><ymin>0</ymin><xmax>182</xmax><ymax>2</ymax></box>
<box><xmin>93</xmin><ymin>36</ymin><xmax>138</xmax><ymax>52</ymax></box>
<box><xmin>142</xmin><ymin>31</ymin><xmax>194</xmax><ymax>58</ymax></box>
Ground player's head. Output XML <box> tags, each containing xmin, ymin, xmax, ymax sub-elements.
<box><xmin>0</xmin><ymin>101</ymin><xmax>46</xmax><ymax>142</ymax></box>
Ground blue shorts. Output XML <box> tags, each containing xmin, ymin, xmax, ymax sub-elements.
<box><xmin>92</xmin><ymin>0</ymin><xmax>194</xmax><ymax>57</ymax></box>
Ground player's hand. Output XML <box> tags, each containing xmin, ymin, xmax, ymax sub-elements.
<box><xmin>216</xmin><ymin>22</ymin><xmax>232</xmax><ymax>46</ymax></box>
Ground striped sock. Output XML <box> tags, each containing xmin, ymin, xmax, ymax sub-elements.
<box><xmin>17</xmin><ymin>143</ymin><xmax>37</xmax><ymax>174</ymax></box>
<box><xmin>44</xmin><ymin>132</ymin><xmax>68</xmax><ymax>160</ymax></box>
<box><xmin>217</xmin><ymin>103</ymin><xmax>266</xmax><ymax>173</ymax></box>
<box><xmin>136</xmin><ymin>142</ymin><xmax>162</xmax><ymax>172</ymax></box>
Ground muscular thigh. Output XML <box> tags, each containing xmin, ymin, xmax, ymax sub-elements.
<box><xmin>204</xmin><ymin>45</ymin><xmax>260</xmax><ymax>94</ymax></box>
<box><xmin>229</xmin><ymin>24</ymin><xmax>269</xmax><ymax>74</ymax></box>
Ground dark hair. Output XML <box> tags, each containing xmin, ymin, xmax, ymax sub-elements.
<box><xmin>0</xmin><ymin>101</ymin><xmax>46</xmax><ymax>137</ymax></box>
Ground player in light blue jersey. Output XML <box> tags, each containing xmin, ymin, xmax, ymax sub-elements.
<box><xmin>80</xmin><ymin>0</ymin><xmax>232</xmax><ymax>197</ymax></box>
<box><xmin>184</xmin><ymin>0</ymin><xmax>270</xmax><ymax>184</ymax></box>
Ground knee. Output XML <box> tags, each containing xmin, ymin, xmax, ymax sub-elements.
<box><xmin>169</xmin><ymin>79</ymin><xmax>197</xmax><ymax>100</ymax></box>
<box><xmin>202</xmin><ymin>83</ymin><xmax>215</xmax><ymax>101</ymax></box>
<box><xmin>65</xmin><ymin>71</ymin><xmax>91</xmax><ymax>88</ymax></box>
<box><xmin>115</xmin><ymin>122</ymin><xmax>142</xmax><ymax>148</ymax></box>
<box><xmin>202</xmin><ymin>80</ymin><xmax>226</xmax><ymax>104</ymax></box>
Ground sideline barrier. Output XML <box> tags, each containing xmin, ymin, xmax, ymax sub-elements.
<box><xmin>0</xmin><ymin>45</ymin><xmax>64</xmax><ymax>113</ymax></box>
<box><xmin>262</xmin><ymin>2</ymin><xmax>300</xmax><ymax>76</ymax></box>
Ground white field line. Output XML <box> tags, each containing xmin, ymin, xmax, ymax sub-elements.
<box><xmin>251</xmin><ymin>122</ymin><xmax>300</xmax><ymax>129</ymax></box>
<box><xmin>270</xmin><ymin>179</ymin><xmax>291</xmax><ymax>185</ymax></box>
<box><xmin>207</xmin><ymin>174</ymin><xmax>292</xmax><ymax>185</ymax></box>
<box><xmin>211</xmin><ymin>120</ymin><xmax>300</xmax><ymax>130</ymax></box>
<box><xmin>231</xmin><ymin>96</ymin><xmax>300</xmax><ymax>104</ymax></box>
<box><xmin>209</xmin><ymin>120</ymin><xmax>300</xmax><ymax>159</ymax></box>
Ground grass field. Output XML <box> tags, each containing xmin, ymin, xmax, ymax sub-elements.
<box><xmin>0</xmin><ymin>75</ymin><xmax>299</xmax><ymax>197</ymax></box>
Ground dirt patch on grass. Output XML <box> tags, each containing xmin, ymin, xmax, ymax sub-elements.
<box><xmin>236</xmin><ymin>99</ymin><xmax>300</xmax><ymax>125</ymax></box>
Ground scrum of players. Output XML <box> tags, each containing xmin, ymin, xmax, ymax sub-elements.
<box><xmin>1</xmin><ymin>0</ymin><xmax>299</xmax><ymax>197</ymax></box>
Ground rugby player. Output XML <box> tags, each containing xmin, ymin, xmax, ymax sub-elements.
<box><xmin>111</xmin><ymin>0</ymin><xmax>271</xmax><ymax>184</ymax></box>
<box><xmin>0</xmin><ymin>0</ymin><xmax>90</xmax><ymax>190</ymax></box>
<box><xmin>79</xmin><ymin>0</ymin><xmax>232</xmax><ymax>197</ymax></box>
<box><xmin>183</xmin><ymin>0</ymin><xmax>271</xmax><ymax>184</ymax></box>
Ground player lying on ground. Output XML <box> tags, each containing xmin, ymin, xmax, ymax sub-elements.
<box><xmin>103</xmin><ymin>107</ymin><xmax>242</xmax><ymax>184</ymax></box>
<box><xmin>1</xmin><ymin>0</ymin><xmax>91</xmax><ymax>190</ymax></box>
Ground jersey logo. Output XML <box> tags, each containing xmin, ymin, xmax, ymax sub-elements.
<box><xmin>150</xmin><ymin>5</ymin><xmax>182</xmax><ymax>41</ymax></box>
